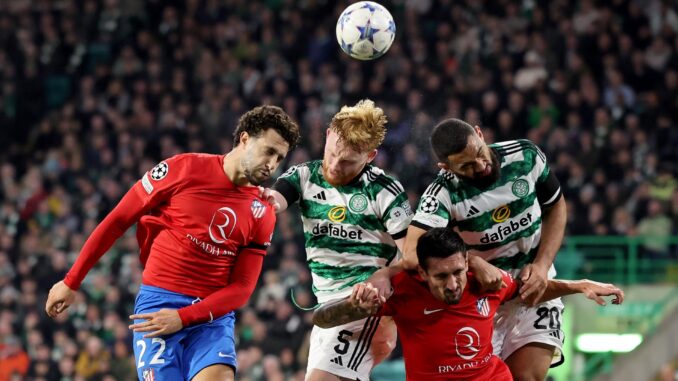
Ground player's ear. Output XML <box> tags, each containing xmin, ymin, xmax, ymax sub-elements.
<box><xmin>239</xmin><ymin>131</ymin><xmax>250</xmax><ymax>146</ymax></box>
<box><xmin>417</xmin><ymin>264</ymin><xmax>428</xmax><ymax>280</ymax></box>
<box><xmin>366</xmin><ymin>149</ymin><xmax>378</xmax><ymax>163</ymax></box>
<box><xmin>437</xmin><ymin>162</ymin><xmax>450</xmax><ymax>171</ymax></box>
<box><xmin>474</xmin><ymin>126</ymin><xmax>484</xmax><ymax>141</ymax></box>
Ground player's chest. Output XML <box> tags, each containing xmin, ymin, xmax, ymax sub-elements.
<box><xmin>451</xmin><ymin>177</ymin><xmax>534</xmax><ymax>223</ymax></box>
<box><xmin>300</xmin><ymin>186</ymin><xmax>376</xmax><ymax>222</ymax></box>
<box><xmin>405</xmin><ymin>291</ymin><xmax>496</xmax><ymax>329</ymax></box>
<box><xmin>164</xmin><ymin>189</ymin><xmax>267</xmax><ymax>246</ymax></box>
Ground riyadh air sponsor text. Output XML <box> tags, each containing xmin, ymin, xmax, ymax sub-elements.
<box><xmin>186</xmin><ymin>233</ymin><xmax>236</xmax><ymax>256</ymax></box>
<box><xmin>438</xmin><ymin>354</ymin><xmax>492</xmax><ymax>373</ymax></box>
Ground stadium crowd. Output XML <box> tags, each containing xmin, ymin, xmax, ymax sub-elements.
<box><xmin>0</xmin><ymin>0</ymin><xmax>677</xmax><ymax>380</ymax></box>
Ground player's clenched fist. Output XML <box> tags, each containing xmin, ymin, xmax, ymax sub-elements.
<box><xmin>349</xmin><ymin>283</ymin><xmax>384</xmax><ymax>314</ymax></box>
<box><xmin>45</xmin><ymin>281</ymin><xmax>76</xmax><ymax>318</ymax></box>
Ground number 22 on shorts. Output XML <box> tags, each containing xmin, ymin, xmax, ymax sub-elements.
<box><xmin>136</xmin><ymin>338</ymin><xmax>167</xmax><ymax>368</ymax></box>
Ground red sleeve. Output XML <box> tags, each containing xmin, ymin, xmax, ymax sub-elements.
<box><xmin>63</xmin><ymin>156</ymin><xmax>187</xmax><ymax>290</ymax></box>
<box><xmin>498</xmin><ymin>270</ymin><xmax>519</xmax><ymax>303</ymax></box>
<box><xmin>63</xmin><ymin>186</ymin><xmax>148</xmax><ymax>290</ymax></box>
<box><xmin>177</xmin><ymin>248</ymin><xmax>265</xmax><ymax>326</ymax></box>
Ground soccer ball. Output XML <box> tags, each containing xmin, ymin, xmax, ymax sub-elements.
<box><xmin>336</xmin><ymin>1</ymin><xmax>396</xmax><ymax>60</ymax></box>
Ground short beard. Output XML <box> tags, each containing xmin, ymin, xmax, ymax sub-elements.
<box><xmin>444</xmin><ymin>290</ymin><xmax>461</xmax><ymax>305</ymax></box>
<box><xmin>322</xmin><ymin>162</ymin><xmax>359</xmax><ymax>187</ymax></box>
<box><xmin>458</xmin><ymin>150</ymin><xmax>501</xmax><ymax>189</ymax></box>
<box><xmin>243</xmin><ymin>167</ymin><xmax>266</xmax><ymax>186</ymax></box>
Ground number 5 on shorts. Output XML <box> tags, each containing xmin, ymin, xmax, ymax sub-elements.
<box><xmin>136</xmin><ymin>338</ymin><xmax>167</xmax><ymax>368</ymax></box>
<box><xmin>334</xmin><ymin>330</ymin><xmax>353</xmax><ymax>355</ymax></box>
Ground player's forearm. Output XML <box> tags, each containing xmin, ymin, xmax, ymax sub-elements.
<box><xmin>534</xmin><ymin>197</ymin><xmax>566</xmax><ymax>269</ymax></box>
<box><xmin>177</xmin><ymin>250</ymin><xmax>264</xmax><ymax>326</ymax></box>
<box><xmin>64</xmin><ymin>187</ymin><xmax>146</xmax><ymax>289</ymax></box>
<box><xmin>401</xmin><ymin>225</ymin><xmax>427</xmax><ymax>269</ymax></box>
<box><xmin>537</xmin><ymin>279</ymin><xmax>585</xmax><ymax>303</ymax></box>
<box><xmin>313</xmin><ymin>298</ymin><xmax>373</xmax><ymax>328</ymax></box>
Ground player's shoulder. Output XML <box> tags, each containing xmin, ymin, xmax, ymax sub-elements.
<box><xmin>423</xmin><ymin>169</ymin><xmax>457</xmax><ymax>195</ymax></box>
<box><xmin>392</xmin><ymin>271</ymin><xmax>424</xmax><ymax>293</ymax></box>
<box><xmin>492</xmin><ymin>139</ymin><xmax>545</xmax><ymax>159</ymax></box>
<box><xmin>251</xmin><ymin>197</ymin><xmax>276</xmax><ymax>222</ymax></box>
<box><xmin>147</xmin><ymin>153</ymin><xmax>213</xmax><ymax>181</ymax></box>
<box><xmin>363</xmin><ymin>165</ymin><xmax>404</xmax><ymax>197</ymax></box>
<box><xmin>163</xmin><ymin>153</ymin><xmax>221</xmax><ymax>168</ymax></box>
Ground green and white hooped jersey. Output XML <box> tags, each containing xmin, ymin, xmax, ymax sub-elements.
<box><xmin>411</xmin><ymin>139</ymin><xmax>562</xmax><ymax>275</ymax></box>
<box><xmin>274</xmin><ymin>160</ymin><xmax>412</xmax><ymax>303</ymax></box>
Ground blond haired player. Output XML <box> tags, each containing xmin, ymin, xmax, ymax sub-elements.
<box><xmin>269</xmin><ymin>100</ymin><xmax>411</xmax><ymax>381</ymax></box>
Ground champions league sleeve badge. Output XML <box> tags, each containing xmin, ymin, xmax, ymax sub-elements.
<box><xmin>150</xmin><ymin>161</ymin><xmax>169</xmax><ymax>180</ymax></box>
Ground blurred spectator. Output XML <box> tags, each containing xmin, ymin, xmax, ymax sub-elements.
<box><xmin>637</xmin><ymin>199</ymin><xmax>673</xmax><ymax>258</ymax></box>
<box><xmin>0</xmin><ymin>336</ymin><xmax>29</xmax><ymax>381</ymax></box>
<box><xmin>74</xmin><ymin>336</ymin><xmax>110</xmax><ymax>379</ymax></box>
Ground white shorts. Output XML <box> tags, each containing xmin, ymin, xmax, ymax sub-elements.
<box><xmin>492</xmin><ymin>297</ymin><xmax>565</xmax><ymax>367</ymax></box>
<box><xmin>306</xmin><ymin>315</ymin><xmax>396</xmax><ymax>381</ymax></box>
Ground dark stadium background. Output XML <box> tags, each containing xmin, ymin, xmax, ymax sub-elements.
<box><xmin>0</xmin><ymin>0</ymin><xmax>677</xmax><ymax>380</ymax></box>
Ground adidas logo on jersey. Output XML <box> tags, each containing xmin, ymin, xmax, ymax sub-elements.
<box><xmin>466</xmin><ymin>205</ymin><xmax>480</xmax><ymax>218</ymax></box>
<box><xmin>480</xmin><ymin>213</ymin><xmax>533</xmax><ymax>244</ymax></box>
<box><xmin>313</xmin><ymin>191</ymin><xmax>327</xmax><ymax>200</ymax></box>
<box><xmin>330</xmin><ymin>356</ymin><xmax>344</xmax><ymax>366</ymax></box>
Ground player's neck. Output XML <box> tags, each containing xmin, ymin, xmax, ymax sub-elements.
<box><xmin>222</xmin><ymin>151</ymin><xmax>251</xmax><ymax>186</ymax></box>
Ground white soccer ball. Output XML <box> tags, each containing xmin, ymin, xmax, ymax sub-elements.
<box><xmin>336</xmin><ymin>1</ymin><xmax>396</xmax><ymax>61</ymax></box>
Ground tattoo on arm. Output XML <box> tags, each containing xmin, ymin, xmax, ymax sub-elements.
<box><xmin>313</xmin><ymin>298</ymin><xmax>373</xmax><ymax>328</ymax></box>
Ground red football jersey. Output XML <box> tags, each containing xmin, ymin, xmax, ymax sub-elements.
<box><xmin>64</xmin><ymin>154</ymin><xmax>275</xmax><ymax>323</ymax></box>
<box><xmin>132</xmin><ymin>153</ymin><xmax>275</xmax><ymax>295</ymax></box>
<box><xmin>380</xmin><ymin>271</ymin><xmax>518</xmax><ymax>380</ymax></box>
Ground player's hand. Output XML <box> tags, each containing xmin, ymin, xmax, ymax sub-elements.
<box><xmin>366</xmin><ymin>267</ymin><xmax>394</xmax><ymax>301</ymax></box>
<box><xmin>45</xmin><ymin>281</ymin><xmax>76</xmax><ymax>318</ymax></box>
<box><xmin>577</xmin><ymin>280</ymin><xmax>624</xmax><ymax>306</ymax></box>
<box><xmin>519</xmin><ymin>263</ymin><xmax>549</xmax><ymax>306</ymax></box>
<box><xmin>350</xmin><ymin>283</ymin><xmax>384</xmax><ymax>314</ymax></box>
<box><xmin>468</xmin><ymin>256</ymin><xmax>506</xmax><ymax>292</ymax></box>
<box><xmin>258</xmin><ymin>186</ymin><xmax>281</xmax><ymax>211</ymax></box>
<box><xmin>129</xmin><ymin>309</ymin><xmax>183</xmax><ymax>338</ymax></box>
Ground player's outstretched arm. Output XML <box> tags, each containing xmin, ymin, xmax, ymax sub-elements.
<box><xmin>534</xmin><ymin>279</ymin><xmax>624</xmax><ymax>306</ymax></box>
<box><xmin>46</xmin><ymin>186</ymin><xmax>149</xmax><ymax>318</ymax></box>
<box><xmin>313</xmin><ymin>283</ymin><xmax>384</xmax><ymax>328</ymax></box>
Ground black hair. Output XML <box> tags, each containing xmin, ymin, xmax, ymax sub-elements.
<box><xmin>416</xmin><ymin>228</ymin><xmax>467</xmax><ymax>271</ymax></box>
<box><xmin>430</xmin><ymin>118</ymin><xmax>476</xmax><ymax>162</ymax></box>
<box><xmin>233</xmin><ymin>105</ymin><xmax>301</xmax><ymax>148</ymax></box>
